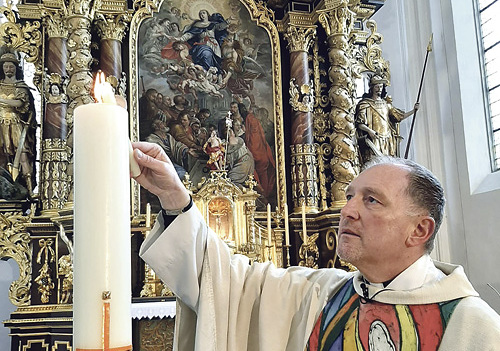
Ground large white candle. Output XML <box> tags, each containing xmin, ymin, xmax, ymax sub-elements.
<box><xmin>284</xmin><ymin>204</ymin><xmax>290</xmax><ymax>246</ymax></box>
<box><xmin>73</xmin><ymin>102</ymin><xmax>132</xmax><ymax>350</ymax></box>
<box><xmin>267</xmin><ymin>203</ymin><xmax>272</xmax><ymax>245</ymax></box>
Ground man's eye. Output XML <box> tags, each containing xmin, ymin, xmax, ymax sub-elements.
<box><xmin>367</xmin><ymin>196</ymin><xmax>378</xmax><ymax>204</ymax></box>
<box><xmin>345</xmin><ymin>194</ymin><xmax>353</xmax><ymax>201</ymax></box>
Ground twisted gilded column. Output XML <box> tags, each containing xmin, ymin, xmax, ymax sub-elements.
<box><xmin>63</xmin><ymin>2</ymin><xmax>95</xmax><ymax>208</ymax></box>
<box><xmin>284</xmin><ymin>24</ymin><xmax>319</xmax><ymax>212</ymax></box>
<box><xmin>40</xmin><ymin>10</ymin><xmax>72</xmax><ymax>212</ymax></box>
<box><xmin>318</xmin><ymin>0</ymin><xmax>359</xmax><ymax>208</ymax></box>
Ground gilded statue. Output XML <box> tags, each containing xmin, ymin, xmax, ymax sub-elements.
<box><xmin>355</xmin><ymin>75</ymin><xmax>419</xmax><ymax>163</ymax></box>
<box><xmin>0</xmin><ymin>52</ymin><xmax>37</xmax><ymax>195</ymax></box>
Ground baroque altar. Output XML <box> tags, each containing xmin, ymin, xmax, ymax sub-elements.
<box><xmin>0</xmin><ymin>0</ymin><xmax>396</xmax><ymax>349</ymax></box>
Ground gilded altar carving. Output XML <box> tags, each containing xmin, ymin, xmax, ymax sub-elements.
<box><xmin>0</xmin><ymin>4</ymin><xmax>42</xmax><ymax>66</ymax></box>
<box><xmin>139</xmin><ymin>318</ymin><xmax>175</xmax><ymax>351</ymax></box>
<box><xmin>41</xmin><ymin>9</ymin><xmax>69</xmax><ymax>39</ymax></box>
<box><xmin>316</xmin><ymin>143</ymin><xmax>332</xmax><ymax>211</ymax></box>
<box><xmin>44</xmin><ymin>73</ymin><xmax>69</xmax><ymax>104</ymax></box>
<box><xmin>312</xmin><ymin>38</ymin><xmax>329</xmax><ymax>110</ymax></box>
<box><xmin>318</xmin><ymin>1</ymin><xmax>359</xmax><ymax>207</ymax></box>
<box><xmin>95</xmin><ymin>12</ymin><xmax>132</xmax><ymax>42</ymax></box>
<box><xmin>35</xmin><ymin>238</ymin><xmax>56</xmax><ymax>304</ymax></box>
<box><xmin>351</xmin><ymin>19</ymin><xmax>391</xmax><ymax>81</ymax></box>
<box><xmin>283</xmin><ymin>25</ymin><xmax>316</xmax><ymax>53</ymax></box>
<box><xmin>298</xmin><ymin>232</ymin><xmax>319</xmax><ymax>269</ymax></box>
<box><xmin>40</xmin><ymin>139</ymin><xmax>72</xmax><ymax>211</ymax></box>
<box><xmin>58</xmin><ymin>254</ymin><xmax>73</xmax><ymax>304</ymax></box>
<box><xmin>0</xmin><ymin>207</ymin><xmax>34</xmax><ymax>306</ymax></box>
<box><xmin>290</xmin><ymin>144</ymin><xmax>318</xmax><ymax>209</ymax></box>
<box><xmin>289</xmin><ymin>78</ymin><xmax>315</xmax><ymax>113</ymax></box>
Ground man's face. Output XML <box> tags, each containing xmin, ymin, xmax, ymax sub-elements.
<box><xmin>372</xmin><ymin>83</ymin><xmax>384</xmax><ymax>98</ymax></box>
<box><xmin>181</xmin><ymin>115</ymin><xmax>190</xmax><ymax>127</ymax></box>
<box><xmin>3</xmin><ymin>62</ymin><xmax>16</xmax><ymax>78</ymax></box>
<box><xmin>191</xmin><ymin>123</ymin><xmax>200</xmax><ymax>133</ymax></box>
<box><xmin>230</xmin><ymin>103</ymin><xmax>239</xmax><ymax>115</ymax></box>
<box><xmin>156</xmin><ymin>93</ymin><xmax>163</xmax><ymax>104</ymax></box>
<box><xmin>337</xmin><ymin>164</ymin><xmax>420</xmax><ymax>275</ymax></box>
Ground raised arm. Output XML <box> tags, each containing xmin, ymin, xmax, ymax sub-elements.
<box><xmin>131</xmin><ymin>141</ymin><xmax>190</xmax><ymax>211</ymax></box>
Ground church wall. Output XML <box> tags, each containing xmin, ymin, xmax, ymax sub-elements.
<box><xmin>374</xmin><ymin>0</ymin><xmax>500</xmax><ymax>312</ymax></box>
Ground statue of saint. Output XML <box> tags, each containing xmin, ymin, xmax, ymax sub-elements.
<box><xmin>355</xmin><ymin>75</ymin><xmax>419</xmax><ymax>164</ymax></box>
<box><xmin>0</xmin><ymin>52</ymin><xmax>36</xmax><ymax>195</ymax></box>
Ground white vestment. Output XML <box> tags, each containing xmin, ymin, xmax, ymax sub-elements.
<box><xmin>140</xmin><ymin>206</ymin><xmax>500</xmax><ymax>350</ymax></box>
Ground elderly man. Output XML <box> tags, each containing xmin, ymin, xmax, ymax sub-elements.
<box><xmin>132</xmin><ymin>142</ymin><xmax>500</xmax><ymax>350</ymax></box>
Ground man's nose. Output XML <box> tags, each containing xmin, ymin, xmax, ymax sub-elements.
<box><xmin>340</xmin><ymin>197</ymin><xmax>360</xmax><ymax>220</ymax></box>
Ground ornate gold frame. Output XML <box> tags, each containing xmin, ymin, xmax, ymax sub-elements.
<box><xmin>128</xmin><ymin>0</ymin><xmax>286</xmax><ymax>217</ymax></box>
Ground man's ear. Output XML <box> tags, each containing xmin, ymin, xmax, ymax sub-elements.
<box><xmin>406</xmin><ymin>216</ymin><xmax>435</xmax><ymax>248</ymax></box>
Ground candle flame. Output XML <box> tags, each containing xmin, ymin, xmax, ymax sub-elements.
<box><xmin>94</xmin><ymin>71</ymin><xmax>117</xmax><ymax>104</ymax></box>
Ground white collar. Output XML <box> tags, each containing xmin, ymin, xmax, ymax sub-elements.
<box><xmin>365</xmin><ymin>255</ymin><xmax>445</xmax><ymax>291</ymax></box>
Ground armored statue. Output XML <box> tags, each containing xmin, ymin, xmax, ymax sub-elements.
<box><xmin>0</xmin><ymin>52</ymin><xmax>36</xmax><ymax>195</ymax></box>
<box><xmin>355</xmin><ymin>75</ymin><xmax>418</xmax><ymax>164</ymax></box>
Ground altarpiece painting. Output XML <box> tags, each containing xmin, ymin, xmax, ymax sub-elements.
<box><xmin>133</xmin><ymin>0</ymin><xmax>282</xmax><ymax>214</ymax></box>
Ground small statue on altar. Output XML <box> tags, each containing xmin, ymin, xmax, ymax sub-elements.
<box><xmin>203</xmin><ymin>130</ymin><xmax>225</xmax><ymax>170</ymax></box>
<box><xmin>355</xmin><ymin>75</ymin><xmax>419</xmax><ymax>164</ymax></box>
<box><xmin>0</xmin><ymin>52</ymin><xmax>37</xmax><ymax>195</ymax></box>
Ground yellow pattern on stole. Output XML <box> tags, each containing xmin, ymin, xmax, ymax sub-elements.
<box><xmin>343</xmin><ymin>308</ymin><xmax>363</xmax><ymax>349</ymax></box>
<box><xmin>394</xmin><ymin>304</ymin><xmax>418</xmax><ymax>348</ymax></box>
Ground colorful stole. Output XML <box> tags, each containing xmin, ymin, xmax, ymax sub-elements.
<box><xmin>306</xmin><ymin>278</ymin><xmax>462</xmax><ymax>350</ymax></box>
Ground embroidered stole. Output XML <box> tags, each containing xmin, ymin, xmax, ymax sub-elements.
<box><xmin>306</xmin><ymin>278</ymin><xmax>462</xmax><ymax>350</ymax></box>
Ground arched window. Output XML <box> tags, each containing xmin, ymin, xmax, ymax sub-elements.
<box><xmin>476</xmin><ymin>0</ymin><xmax>500</xmax><ymax>171</ymax></box>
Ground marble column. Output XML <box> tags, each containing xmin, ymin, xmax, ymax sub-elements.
<box><xmin>95</xmin><ymin>14</ymin><xmax>130</xmax><ymax>92</ymax></box>
<box><xmin>283</xmin><ymin>24</ymin><xmax>319</xmax><ymax>213</ymax></box>
<box><xmin>318</xmin><ymin>0</ymin><xmax>359</xmax><ymax>208</ymax></box>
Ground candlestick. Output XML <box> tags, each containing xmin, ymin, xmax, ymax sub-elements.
<box><xmin>146</xmin><ymin>203</ymin><xmax>151</xmax><ymax>230</ymax></box>
<box><xmin>73</xmin><ymin>80</ymin><xmax>132</xmax><ymax>349</ymax></box>
<box><xmin>302</xmin><ymin>203</ymin><xmax>307</xmax><ymax>246</ymax></box>
<box><xmin>267</xmin><ymin>203</ymin><xmax>272</xmax><ymax>245</ymax></box>
<box><xmin>284</xmin><ymin>203</ymin><xmax>290</xmax><ymax>246</ymax></box>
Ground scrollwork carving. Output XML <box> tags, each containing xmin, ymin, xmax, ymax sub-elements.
<box><xmin>0</xmin><ymin>4</ymin><xmax>42</xmax><ymax>65</ymax></box>
<box><xmin>0</xmin><ymin>207</ymin><xmax>34</xmax><ymax>306</ymax></box>
<box><xmin>289</xmin><ymin>78</ymin><xmax>314</xmax><ymax>113</ymax></box>
<box><xmin>351</xmin><ymin>19</ymin><xmax>391</xmax><ymax>81</ymax></box>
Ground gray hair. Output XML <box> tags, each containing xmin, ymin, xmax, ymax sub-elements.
<box><xmin>363</xmin><ymin>156</ymin><xmax>445</xmax><ymax>253</ymax></box>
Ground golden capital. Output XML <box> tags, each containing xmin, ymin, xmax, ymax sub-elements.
<box><xmin>318</xmin><ymin>3</ymin><xmax>355</xmax><ymax>37</ymax></box>
<box><xmin>95</xmin><ymin>12</ymin><xmax>131</xmax><ymax>42</ymax></box>
<box><xmin>284</xmin><ymin>25</ymin><xmax>316</xmax><ymax>53</ymax></box>
<box><xmin>42</xmin><ymin>9</ymin><xmax>69</xmax><ymax>38</ymax></box>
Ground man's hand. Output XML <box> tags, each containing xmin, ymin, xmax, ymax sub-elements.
<box><xmin>131</xmin><ymin>141</ymin><xmax>191</xmax><ymax>211</ymax></box>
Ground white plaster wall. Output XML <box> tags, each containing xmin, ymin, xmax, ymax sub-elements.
<box><xmin>373</xmin><ymin>0</ymin><xmax>500</xmax><ymax>312</ymax></box>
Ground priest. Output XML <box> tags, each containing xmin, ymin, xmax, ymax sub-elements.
<box><xmin>132</xmin><ymin>141</ymin><xmax>500</xmax><ymax>350</ymax></box>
